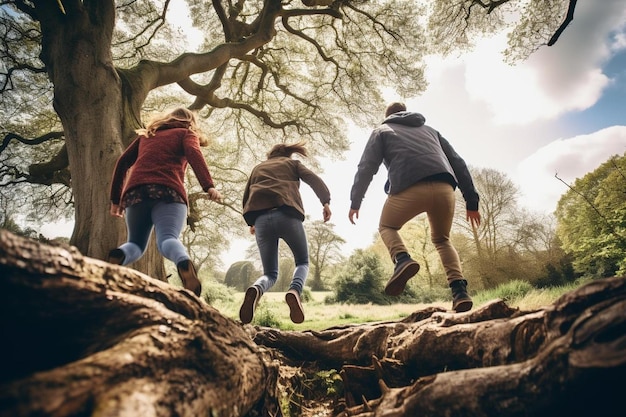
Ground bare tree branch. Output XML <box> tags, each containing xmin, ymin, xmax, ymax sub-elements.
<box><xmin>548</xmin><ymin>0</ymin><xmax>577</xmax><ymax>46</ymax></box>
<box><xmin>554</xmin><ymin>172</ymin><xmax>606</xmax><ymax>222</ymax></box>
<box><xmin>0</xmin><ymin>131</ymin><xmax>64</xmax><ymax>154</ymax></box>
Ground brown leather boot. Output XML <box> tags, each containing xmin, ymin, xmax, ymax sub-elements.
<box><xmin>177</xmin><ymin>259</ymin><xmax>201</xmax><ymax>296</ymax></box>
<box><xmin>450</xmin><ymin>279</ymin><xmax>473</xmax><ymax>312</ymax></box>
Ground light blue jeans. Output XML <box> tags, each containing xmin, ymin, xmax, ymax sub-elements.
<box><xmin>251</xmin><ymin>209</ymin><xmax>309</xmax><ymax>295</ymax></box>
<box><xmin>116</xmin><ymin>201</ymin><xmax>190</xmax><ymax>266</ymax></box>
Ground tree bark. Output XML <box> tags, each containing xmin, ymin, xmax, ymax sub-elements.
<box><xmin>0</xmin><ymin>229</ymin><xmax>273</xmax><ymax>417</ymax></box>
<box><xmin>253</xmin><ymin>283</ymin><xmax>626</xmax><ymax>416</ymax></box>
<box><xmin>1</xmin><ymin>229</ymin><xmax>624</xmax><ymax>416</ymax></box>
<box><xmin>33</xmin><ymin>0</ymin><xmax>167</xmax><ymax>278</ymax></box>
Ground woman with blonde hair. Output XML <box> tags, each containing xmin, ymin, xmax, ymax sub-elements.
<box><xmin>239</xmin><ymin>141</ymin><xmax>332</xmax><ymax>324</ymax></box>
<box><xmin>108</xmin><ymin>107</ymin><xmax>221</xmax><ymax>296</ymax></box>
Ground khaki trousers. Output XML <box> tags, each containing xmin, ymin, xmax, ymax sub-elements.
<box><xmin>379</xmin><ymin>181</ymin><xmax>463</xmax><ymax>284</ymax></box>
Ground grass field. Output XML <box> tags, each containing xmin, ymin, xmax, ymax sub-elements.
<box><xmin>210</xmin><ymin>282</ymin><xmax>576</xmax><ymax>331</ymax></box>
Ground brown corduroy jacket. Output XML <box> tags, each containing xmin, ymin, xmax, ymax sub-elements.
<box><xmin>242</xmin><ymin>156</ymin><xmax>331</xmax><ymax>226</ymax></box>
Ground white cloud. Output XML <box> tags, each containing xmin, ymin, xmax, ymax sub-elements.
<box><xmin>463</xmin><ymin>37</ymin><xmax>606</xmax><ymax>125</ymax></box>
<box><xmin>515</xmin><ymin>126</ymin><xmax>626</xmax><ymax>214</ymax></box>
<box><xmin>460</xmin><ymin>0</ymin><xmax>626</xmax><ymax>125</ymax></box>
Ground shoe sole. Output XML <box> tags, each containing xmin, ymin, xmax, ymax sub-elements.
<box><xmin>385</xmin><ymin>261</ymin><xmax>420</xmax><ymax>296</ymax></box>
<box><xmin>285</xmin><ymin>291</ymin><xmax>304</xmax><ymax>324</ymax></box>
<box><xmin>178</xmin><ymin>262</ymin><xmax>201</xmax><ymax>297</ymax></box>
<box><xmin>453</xmin><ymin>298</ymin><xmax>473</xmax><ymax>313</ymax></box>
<box><xmin>239</xmin><ymin>287</ymin><xmax>259</xmax><ymax>324</ymax></box>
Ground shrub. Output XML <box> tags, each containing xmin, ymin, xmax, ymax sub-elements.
<box><xmin>201</xmin><ymin>279</ymin><xmax>235</xmax><ymax>305</ymax></box>
<box><xmin>474</xmin><ymin>279</ymin><xmax>533</xmax><ymax>305</ymax></box>
<box><xmin>253</xmin><ymin>304</ymin><xmax>281</xmax><ymax>327</ymax></box>
<box><xmin>224</xmin><ymin>261</ymin><xmax>258</xmax><ymax>291</ymax></box>
<box><xmin>301</xmin><ymin>286</ymin><xmax>313</xmax><ymax>302</ymax></box>
<box><xmin>535</xmin><ymin>254</ymin><xmax>578</xmax><ymax>288</ymax></box>
<box><xmin>333</xmin><ymin>250</ymin><xmax>418</xmax><ymax>305</ymax></box>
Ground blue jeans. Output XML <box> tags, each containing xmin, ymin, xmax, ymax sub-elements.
<box><xmin>252</xmin><ymin>209</ymin><xmax>309</xmax><ymax>294</ymax></box>
<box><xmin>117</xmin><ymin>201</ymin><xmax>190</xmax><ymax>266</ymax></box>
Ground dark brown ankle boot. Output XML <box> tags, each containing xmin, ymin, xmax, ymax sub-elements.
<box><xmin>450</xmin><ymin>279</ymin><xmax>473</xmax><ymax>312</ymax></box>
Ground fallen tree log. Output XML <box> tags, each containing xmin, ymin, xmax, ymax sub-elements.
<box><xmin>0</xmin><ymin>229</ymin><xmax>277</xmax><ymax>417</ymax></box>
<box><xmin>1</xmin><ymin>229</ymin><xmax>624</xmax><ymax>416</ymax></box>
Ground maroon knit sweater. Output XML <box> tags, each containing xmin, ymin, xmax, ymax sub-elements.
<box><xmin>110</xmin><ymin>127</ymin><xmax>215</xmax><ymax>206</ymax></box>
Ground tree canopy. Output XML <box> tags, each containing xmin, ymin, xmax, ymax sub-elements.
<box><xmin>0</xmin><ymin>0</ymin><xmax>577</xmax><ymax>277</ymax></box>
<box><xmin>555</xmin><ymin>152</ymin><xmax>626</xmax><ymax>278</ymax></box>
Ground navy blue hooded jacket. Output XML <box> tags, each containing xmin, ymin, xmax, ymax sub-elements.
<box><xmin>350</xmin><ymin>111</ymin><xmax>479</xmax><ymax>211</ymax></box>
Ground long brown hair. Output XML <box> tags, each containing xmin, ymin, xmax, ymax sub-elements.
<box><xmin>136</xmin><ymin>107</ymin><xmax>208</xmax><ymax>146</ymax></box>
<box><xmin>267</xmin><ymin>141</ymin><xmax>308</xmax><ymax>159</ymax></box>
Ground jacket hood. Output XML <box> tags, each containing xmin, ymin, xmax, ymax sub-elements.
<box><xmin>383</xmin><ymin>111</ymin><xmax>425</xmax><ymax>127</ymax></box>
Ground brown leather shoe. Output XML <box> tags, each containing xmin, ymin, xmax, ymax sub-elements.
<box><xmin>177</xmin><ymin>259</ymin><xmax>201</xmax><ymax>296</ymax></box>
<box><xmin>285</xmin><ymin>289</ymin><xmax>305</xmax><ymax>324</ymax></box>
<box><xmin>239</xmin><ymin>286</ymin><xmax>261</xmax><ymax>324</ymax></box>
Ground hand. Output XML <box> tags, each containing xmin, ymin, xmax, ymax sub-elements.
<box><xmin>467</xmin><ymin>210</ymin><xmax>481</xmax><ymax>229</ymax></box>
<box><xmin>349</xmin><ymin>208</ymin><xmax>359</xmax><ymax>225</ymax></box>
<box><xmin>249</xmin><ymin>226</ymin><xmax>255</xmax><ymax>235</ymax></box>
<box><xmin>322</xmin><ymin>203</ymin><xmax>332</xmax><ymax>222</ymax></box>
<box><xmin>206</xmin><ymin>188</ymin><xmax>222</xmax><ymax>203</ymax></box>
<box><xmin>110</xmin><ymin>203</ymin><xmax>124</xmax><ymax>218</ymax></box>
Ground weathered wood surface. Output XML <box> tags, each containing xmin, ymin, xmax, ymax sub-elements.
<box><xmin>0</xmin><ymin>229</ymin><xmax>275</xmax><ymax>417</ymax></box>
<box><xmin>1</xmin><ymin>229</ymin><xmax>625</xmax><ymax>416</ymax></box>
<box><xmin>253</xmin><ymin>276</ymin><xmax>626</xmax><ymax>416</ymax></box>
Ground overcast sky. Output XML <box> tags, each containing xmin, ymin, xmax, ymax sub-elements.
<box><xmin>240</xmin><ymin>0</ymin><xmax>626</xmax><ymax>266</ymax></box>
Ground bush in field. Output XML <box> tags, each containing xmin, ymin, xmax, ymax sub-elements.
<box><xmin>301</xmin><ymin>286</ymin><xmax>313</xmax><ymax>303</ymax></box>
<box><xmin>535</xmin><ymin>254</ymin><xmax>578</xmax><ymax>288</ymax></box>
<box><xmin>253</xmin><ymin>304</ymin><xmax>281</xmax><ymax>327</ymax></box>
<box><xmin>224</xmin><ymin>261</ymin><xmax>259</xmax><ymax>291</ymax></box>
<box><xmin>333</xmin><ymin>249</ymin><xmax>417</xmax><ymax>305</ymax></box>
<box><xmin>202</xmin><ymin>279</ymin><xmax>236</xmax><ymax>305</ymax></box>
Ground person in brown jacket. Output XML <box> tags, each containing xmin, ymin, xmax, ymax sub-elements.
<box><xmin>239</xmin><ymin>142</ymin><xmax>331</xmax><ymax>324</ymax></box>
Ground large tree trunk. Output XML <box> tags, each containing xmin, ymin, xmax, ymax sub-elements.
<box><xmin>1</xmin><ymin>229</ymin><xmax>624</xmax><ymax>416</ymax></box>
<box><xmin>35</xmin><ymin>1</ymin><xmax>165</xmax><ymax>278</ymax></box>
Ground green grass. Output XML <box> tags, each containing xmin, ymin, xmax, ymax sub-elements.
<box><xmin>209</xmin><ymin>280</ymin><xmax>584</xmax><ymax>331</ymax></box>
<box><xmin>212</xmin><ymin>291</ymin><xmax>443</xmax><ymax>331</ymax></box>
<box><xmin>472</xmin><ymin>279</ymin><xmax>590</xmax><ymax>310</ymax></box>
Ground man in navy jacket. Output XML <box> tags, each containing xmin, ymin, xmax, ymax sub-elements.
<box><xmin>349</xmin><ymin>102</ymin><xmax>481</xmax><ymax>312</ymax></box>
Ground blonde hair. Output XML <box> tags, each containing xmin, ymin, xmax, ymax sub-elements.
<box><xmin>136</xmin><ymin>107</ymin><xmax>208</xmax><ymax>146</ymax></box>
<box><xmin>267</xmin><ymin>141</ymin><xmax>308</xmax><ymax>159</ymax></box>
